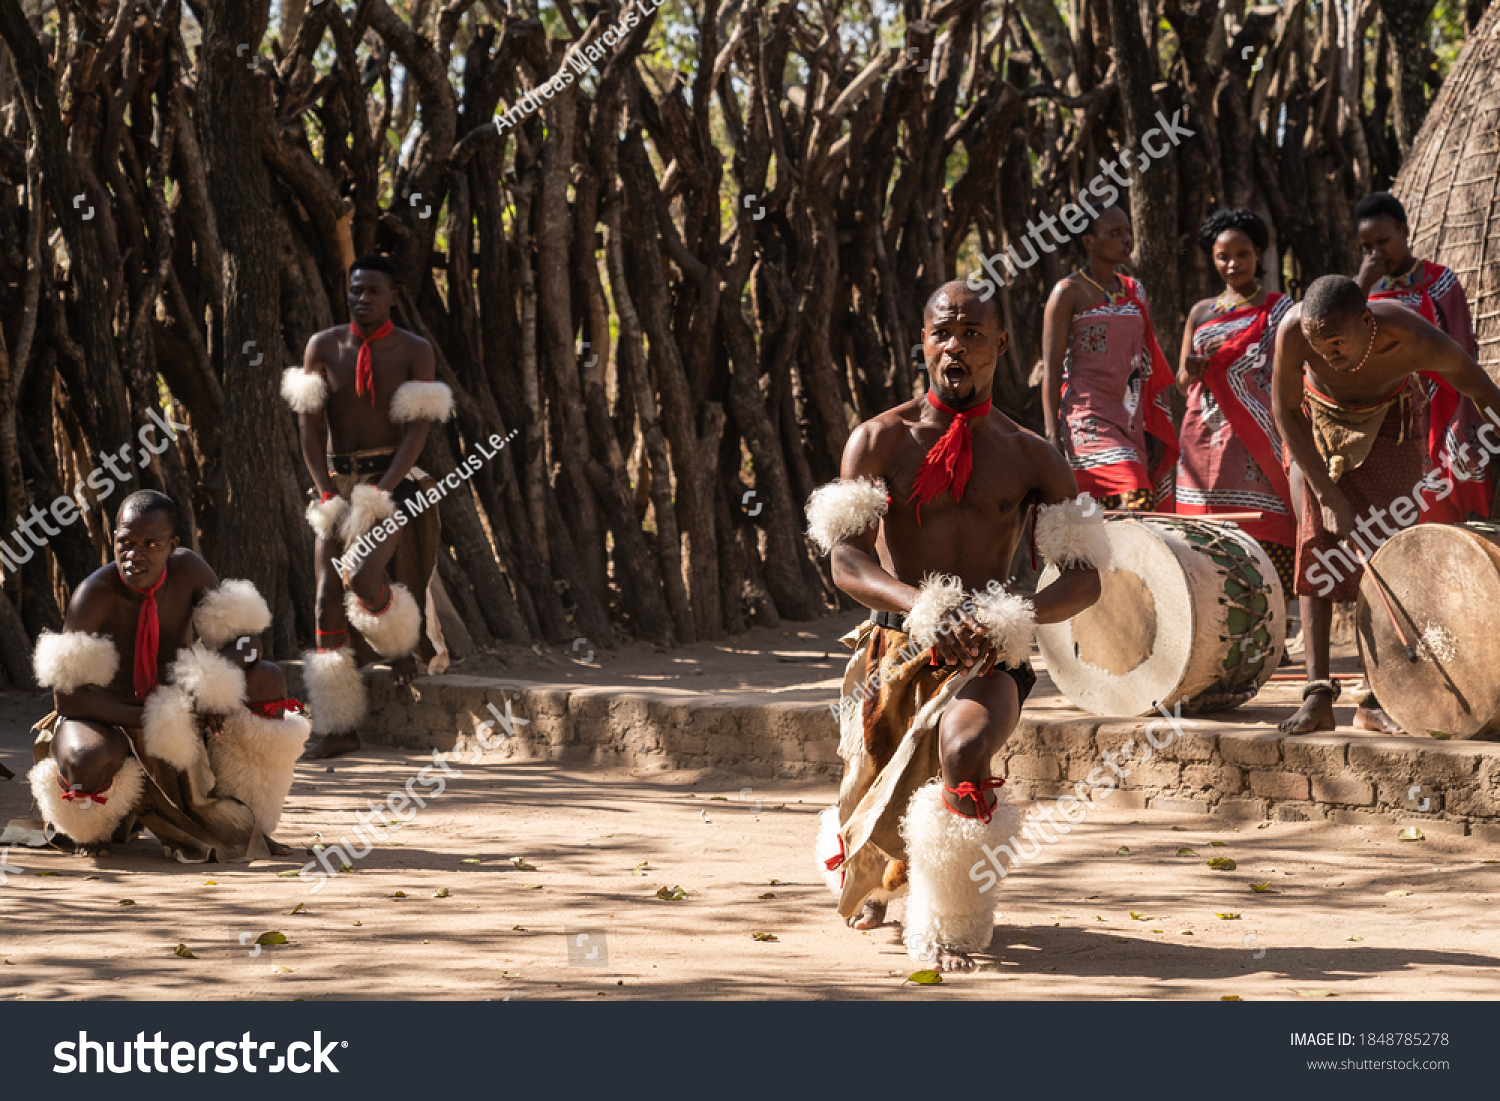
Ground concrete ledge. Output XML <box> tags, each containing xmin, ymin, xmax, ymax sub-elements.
<box><xmin>287</xmin><ymin>668</ymin><xmax>1500</xmax><ymax>834</ymax></box>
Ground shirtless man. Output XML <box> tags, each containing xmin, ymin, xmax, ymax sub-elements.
<box><xmin>1272</xmin><ymin>275</ymin><xmax>1500</xmax><ymax>734</ymax></box>
<box><xmin>29</xmin><ymin>491</ymin><xmax>264</xmax><ymax>860</ymax></box>
<box><xmin>283</xmin><ymin>254</ymin><xmax>453</xmax><ymax>759</ymax></box>
<box><xmin>808</xmin><ymin>280</ymin><xmax>1104</xmax><ymax>972</ymax></box>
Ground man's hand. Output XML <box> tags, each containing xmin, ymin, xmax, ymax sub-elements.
<box><xmin>1356</xmin><ymin>250</ymin><xmax>1388</xmax><ymax>292</ymax></box>
<box><xmin>931</xmin><ymin>608</ymin><xmax>997</xmax><ymax>671</ymax></box>
<box><xmin>1316</xmin><ymin>483</ymin><xmax>1356</xmax><ymax>538</ymax></box>
<box><xmin>197</xmin><ymin>712</ymin><xmax>226</xmax><ymax>739</ymax></box>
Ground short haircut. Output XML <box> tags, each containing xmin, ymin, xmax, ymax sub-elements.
<box><xmin>924</xmin><ymin>279</ymin><xmax>1001</xmax><ymax>327</ymax></box>
<box><xmin>1354</xmin><ymin>191</ymin><xmax>1407</xmax><ymax>227</ymax></box>
<box><xmin>1302</xmin><ymin>274</ymin><xmax>1367</xmax><ymax>325</ymax></box>
<box><xmin>1197</xmin><ymin>208</ymin><xmax>1269</xmax><ymax>255</ymax></box>
<box><xmin>118</xmin><ymin>489</ymin><xmax>179</xmax><ymax>535</ymax></box>
<box><xmin>349</xmin><ymin>254</ymin><xmax>397</xmax><ymax>284</ymax></box>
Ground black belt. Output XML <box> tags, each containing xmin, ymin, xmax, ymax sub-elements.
<box><xmin>870</xmin><ymin>609</ymin><xmax>905</xmax><ymax>630</ymax></box>
<box><xmin>329</xmin><ymin>451</ymin><xmax>395</xmax><ymax>476</ymax></box>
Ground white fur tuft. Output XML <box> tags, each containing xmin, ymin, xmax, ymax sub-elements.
<box><xmin>815</xmin><ymin>807</ymin><xmax>846</xmax><ymax>895</ymax></box>
<box><xmin>303</xmin><ymin>648</ymin><xmax>367</xmax><ymax>734</ymax></box>
<box><xmin>29</xmin><ymin>755</ymin><xmax>145</xmax><ymax>845</ymax></box>
<box><xmin>193</xmin><ymin>579</ymin><xmax>272</xmax><ymax>649</ymax></box>
<box><xmin>900</xmin><ymin>779</ymin><xmax>1021</xmax><ymax>959</ymax></box>
<box><xmin>338</xmin><ymin>484</ymin><xmax>397</xmax><ymax>546</ymax></box>
<box><xmin>971</xmin><ymin>588</ymin><xmax>1037</xmax><ymax>666</ymax></box>
<box><xmin>305</xmin><ymin>495</ymin><xmax>349</xmax><ymax>542</ymax></box>
<box><xmin>1036</xmin><ymin>494</ymin><xmax>1111</xmax><ymax>571</ymax></box>
<box><xmin>345</xmin><ymin>583</ymin><xmax>421</xmax><ymax>659</ymax></box>
<box><xmin>903</xmin><ymin>573</ymin><xmax>966</xmax><ymax>652</ymax></box>
<box><xmin>281</xmin><ymin>368</ymin><xmax>328</xmax><ymax>415</ymax></box>
<box><xmin>142</xmin><ymin>685</ymin><xmax>204</xmax><ymax>771</ymax></box>
<box><xmin>389</xmin><ymin>380</ymin><xmax>454</xmax><ymax>424</ymax></box>
<box><xmin>805</xmin><ymin>477</ymin><xmax>889</xmax><ymax>556</ymax></box>
<box><xmin>168</xmin><ymin>643</ymin><xmax>247</xmax><ymax>714</ymax></box>
<box><xmin>33</xmin><ymin>631</ymin><xmax>119</xmax><ymax>694</ymax></box>
<box><xmin>209</xmin><ymin>709</ymin><xmax>312</xmax><ymax>835</ymax></box>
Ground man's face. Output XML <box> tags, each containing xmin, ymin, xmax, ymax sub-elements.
<box><xmin>1084</xmin><ymin>207</ymin><xmax>1133</xmax><ymax>266</ymax></box>
<box><xmin>1357</xmin><ymin>215</ymin><xmax>1410</xmax><ymax>277</ymax></box>
<box><xmin>920</xmin><ymin>294</ymin><xmax>1007</xmax><ymax>408</ymax></box>
<box><xmin>1303</xmin><ymin>309</ymin><xmax>1372</xmax><ymax>372</ymax></box>
<box><xmin>114</xmin><ymin>510</ymin><xmax>178</xmax><ymax>590</ymax></box>
<box><xmin>348</xmin><ymin>269</ymin><xmax>395</xmax><ymax>330</ymax></box>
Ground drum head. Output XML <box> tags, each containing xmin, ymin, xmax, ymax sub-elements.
<box><xmin>1357</xmin><ymin>522</ymin><xmax>1500</xmax><ymax>740</ymax></box>
<box><xmin>1036</xmin><ymin>520</ymin><xmax>1197</xmax><ymax>715</ymax></box>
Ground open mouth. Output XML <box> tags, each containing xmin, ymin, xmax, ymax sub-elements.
<box><xmin>942</xmin><ymin>366</ymin><xmax>967</xmax><ymax>386</ymax></box>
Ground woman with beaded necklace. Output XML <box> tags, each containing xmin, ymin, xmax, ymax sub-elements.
<box><xmin>1175</xmin><ymin>209</ymin><xmax>1297</xmax><ymax>598</ymax></box>
<box><xmin>1041</xmin><ymin>205</ymin><xmax>1178</xmax><ymax>512</ymax></box>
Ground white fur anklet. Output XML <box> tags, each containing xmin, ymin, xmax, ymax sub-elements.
<box><xmin>1036</xmin><ymin>494</ymin><xmax>1111</xmax><ymax>571</ymax></box>
<box><xmin>903</xmin><ymin>573</ymin><xmax>966</xmax><ymax>652</ymax></box>
<box><xmin>345</xmin><ymin>583</ymin><xmax>421</xmax><ymax>660</ymax></box>
<box><xmin>29</xmin><ymin>756</ymin><xmax>145</xmax><ymax>845</ymax></box>
<box><xmin>303</xmin><ymin>648</ymin><xmax>367</xmax><ymax>735</ymax></box>
<box><xmin>209</xmin><ymin>708</ymin><xmax>313</xmax><ymax>835</ymax></box>
<box><xmin>805</xmin><ymin>477</ymin><xmax>889</xmax><ymax>555</ymax></box>
<box><xmin>899</xmin><ymin>779</ymin><xmax>1021</xmax><ymax>960</ymax></box>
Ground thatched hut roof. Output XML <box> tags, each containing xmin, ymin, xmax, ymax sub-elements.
<box><xmin>1394</xmin><ymin>3</ymin><xmax>1500</xmax><ymax>376</ymax></box>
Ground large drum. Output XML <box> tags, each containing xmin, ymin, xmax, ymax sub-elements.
<box><xmin>1035</xmin><ymin>516</ymin><xmax>1286</xmax><ymax>715</ymax></box>
<box><xmin>1357</xmin><ymin>521</ymin><xmax>1500</xmax><ymax>740</ymax></box>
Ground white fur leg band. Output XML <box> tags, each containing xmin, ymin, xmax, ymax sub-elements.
<box><xmin>142</xmin><ymin>685</ymin><xmax>202</xmax><ymax>771</ymax></box>
<box><xmin>33</xmin><ymin>631</ymin><xmax>119</xmax><ymax>693</ymax></box>
<box><xmin>903</xmin><ymin>573</ymin><xmax>966</xmax><ymax>652</ymax></box>
<box><xmin>281</xmin><ymin>368</ymin><xmax>327</xmax><ymax>415</ymax></box>
<box><xmin>168</xmin><ymin>643</ymin><xmax>247</xmax><ymax>715</ymax></box>
<box><xmin>899</xmin><ymin>779</ymin><xmax>1021</xmax><ymax>960</ymax></box>
<box><xmin>971</xmin><ymin>588</ymin><xmax>1037</xmax><ymax>666</ymax></box>
<box><xmin>805</xmin><ymin>477</ymin><xmax>888</xmax><ymax>555</ymax></box>
<box><xmin>345</xmin><ymin>583</ymin><xmax>421</xmax><ymax>659</ymax></box>
<box><xmin>390</xmin><ymin>380</ymin><xmax>455</xmax><ymax>424</ymax></box>
<box><xmin>303</xmin><ymin>648</ymin><xmax>367</xmax><ymax>735</ymax></box>
<box><xmin>1036</xmin><ymin>494</ymin><xmax>1111</xmax><ymax>571</ymax></box>
<box><xmin>208</xmin><ymin>708</ymin><xmax>312</xmax><ymax>836</ymax></box>
<box><xmin>306</xmin><ymin>495</ymin><xmax>350</xmax><ymax>541</ymax></box>
<box><xmin>339</xmin><ymin>484</ymin><xmax>397</xmax><ymax>546</ymax></box>
<box><xmin>193</xmin><ymin>579</ymin><xmax>272</xmax><ymax>649</ymax></box>
<box><xmin>29</xmin><ymin>756</ymin><xmax>145</xmax><ymax>845</ymax></box>
<box><xmin>815</xmin><ymin>807</ymin><xmax>845</xmax><ymax>895</ymax></box>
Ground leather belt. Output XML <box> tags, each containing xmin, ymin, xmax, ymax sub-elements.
<box><xmin>869</xmin><ymin>609</ymin><xmax>905</xmax><ymax>630</ymax></box>
<box><xmin>329</xmin><ymin>451</ymin><xmax>395</xmax><ymax>476</ymax></box>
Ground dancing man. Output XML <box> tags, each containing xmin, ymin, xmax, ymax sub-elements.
<box><xmin>1355</xmin><ymin>190</ymin><xmax>1492</xmax><ymax>523</ymax></box>
<box><xmin>1041</xmin><ymin>205</ymin><xmax>1178</xmax><ymax>511</ymax></box>
<box><xmin>809</xmin><ymin>280</ymin><xmax>1104</xmax><ymax>972</ymax></box>
<box><xmin>1273</xmin><ymin>275</ymin><xmax>1500</xmax><ymax>734</ymax></box>
<box><xmin>27</xmin><ymin>491</ymin><xmax>278</xmax><ymax>861</ymax></box>
<box><xmin>282</xmin><ymin>254</ymin><xmax>453</xmax><ymax>759</ymax></box>
<box><xmin>1175</xmin><ymin>209</ymin><xmax>1297</xmax><ymax>598</ymax></box>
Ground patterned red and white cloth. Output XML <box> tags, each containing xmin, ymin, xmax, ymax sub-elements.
<box><xmin>1176</xmin><ymin>292</ymin><xmax>1296</xmax><ymax>550</ymax></box>
<box><xmin>1370</xmin><ymin>259</ymin><xmax>1492</xmax><ymax>523</ymax></box>
<box><xmin>1059</xmin><ymin>274</ymin><xmax>1179</xmax><ymax>507</ymax></box>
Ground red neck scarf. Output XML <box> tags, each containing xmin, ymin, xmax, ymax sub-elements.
<box><xmin>350</xmin><ymin>320</ymin><xmax>393</xmax><ymax>406</ymax></box>
<box><xmin>908</xmin><ymin>390</ymin><xmax>991</xmax><ymax>522</ymax></box>
<box><xmin>126</xmin><ymin>563</ymin><xmax>168</xmax><ymax>699</ymax></box>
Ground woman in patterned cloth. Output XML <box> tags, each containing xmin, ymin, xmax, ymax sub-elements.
<box><xmin>1175</xmin><ymin>208</ymin><xmax>1297</xmax><ymax>598</ymax></box>
<box><xmin>1042</xmin><ymin>205</ymin><xmax>1178</xmax><ymax>511</ymax></box>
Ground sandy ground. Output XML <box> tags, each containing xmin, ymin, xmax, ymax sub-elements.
<box><xmin>2</xmin><ymin>614</ymin><xmax>1492</xmax><ymax>1001</ymax></box>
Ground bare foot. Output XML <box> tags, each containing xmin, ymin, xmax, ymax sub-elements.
<box><xmin>846</xmin><ymin>899</ymin><xmax>887</xmax><ymax>930</ymax></box>
<box><xmin>74</xmin><ymin>840</ymin><xmax>111</xmax><ymax>857</ymax></box>
<box><xmin>265</xmin><ymin>836</ymin><xmax>294</xmax><ymax>857</ymax></box>
<box><xmin>1353</xmin><ymin>704</ymin><xmax>1404</xmax><ymax>734</ymax></box>
<box><xmin>1278</xmin><ymin>690</ymin><xmax>1336</xmax><ymax>734</ymax></box>
<box><xmin>301</xmin><ymin>731</ymin><xmax>361</xmax><ymax>760</ymax></box>
<box><xmin>391</xmin><ymin>656</ymin><xmax>418</xmax><ymax>686</ymax></box>
<box><xmin>932</xmin><ymin>945</ymin><xmax>978</xmax><ymax>973</ymax></box>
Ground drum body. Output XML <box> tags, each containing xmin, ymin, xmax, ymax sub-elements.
<box><xmin>1036</xmin><ymin>517</ymin><xmax>1286</xmax><ymax>715</ymax></box>
<box><xmin>1356</xmin><ymin>521</ymin><xmax>1500</xmax><ymax>740</ymax></box>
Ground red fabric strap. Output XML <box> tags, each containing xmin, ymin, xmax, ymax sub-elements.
<box><xmin>359</xmin><ymin>584</ymin><xmax>393</xmax><ymax>616</ymax></box>
<box><xmin>350</xmin><ymin>319</ymin><xmax>393</xmax><ymax>407</ymax></box>
<box><xmin>59</xmin><ymin>777</ymin><xmax>109</xmax><ymax>804</ymax></box>
<box><xmin>249</xmin><ymin>697</ymin><xmax>306</xmax><ymax>720</ymax></box>
<box><xmin>907</xmin><ymin>391</ymin><xmax>992</xmax><ymax>523</ymax></box>
<box><xmin>124</xmin><ymin>563</ymin><xmax>169</xmax><ymax>699</ymax></box>
<box><xmin>319</xmin><ymin>491</ymin><xmax>340</xmax><ymax>504</ymax></box>
<box><xmin>943</xmin><ymin>777</ymin><xmax>1006</xmax><ymax>823</ymax></box>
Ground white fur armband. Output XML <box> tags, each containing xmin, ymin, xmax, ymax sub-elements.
<box><xmin>902</xmin><ymin>573</ymin><xmax>966</xmax><ymax>652</ymax></box>
<box><xmin>339</xmin><ymin>484</ymin><xmax>397</xmax><ymax>546</ymax></box>
<box><xmin>1035</xmin><ymin>494</ymin><xmax>1111</xmax><ymax>571</ymax></box>
<box><xmin>390</xmin><ymin>380</ymin><xmax>454</xmax><ymax>424</ymax></box>
<box><xmin>281</xmin><ymin>368</ymin><xmax>328</xmax><ymax>415</ymax></box>
<box><xmin>805</xmin><ymin>477</ymin><xmax>889</xmax><ymax>555</ymax></box>
<box><xmin>33</xmin><ymin>631</ymin><xmax>120</xmax><ymax>694</ymax></box>
<box><xmin>306</xmin><ymin>494</ymin><xmax>350</xmax><ymax>541</ymax></box>
<box><xmin>142</xmin><ymin>685</ymin><xmax>201</xmax><ymax>771</ymax></box>
<box><xmin>168</xmin><ymin>643</ymin><xmax>246</xmax><ymax>714</ymax></box>
<box><xmin>194</xmin><ymin>579</ymin><xmax>272</xmax><ymax>649</ymax></box>
<box><xmin>972</xmin><ymin>587</ymin><xmax>1037</xmax><ymax>666</ymax></box>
